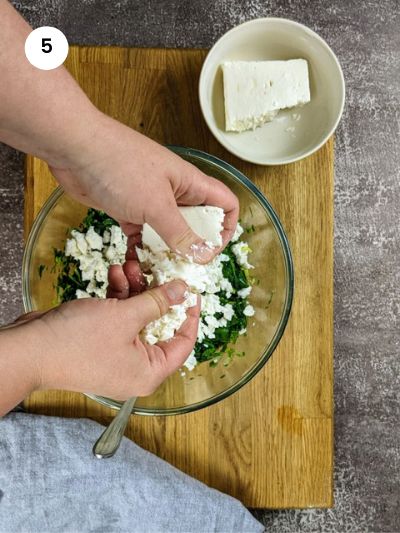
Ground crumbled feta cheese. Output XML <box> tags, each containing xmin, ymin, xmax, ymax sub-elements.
<box><xmin>244</xmin><ymin>305</ymin><xmax>255</xmax><ymax>317</ymax></box>
<box><xmin>136</xmin><ymin>214</ymin><xmax>255</xmax><ymax>367</ymax></box>
<box><xmin>64</xmin><ymin>208</ymin><xmax>255</xmax><ymax>374</ymax></box>
<box><xmin>103</xmin><ymin>230</ymin><xmax>111</xmax><ymax>244</ymax></box>
<box><xmin>231</xmin><ymin>222</ymin><xmax>244</xmax><ymax>242</ymax></box>
<box><xmin>95</xmin><ymin>261</ymin><xmax>108</xmax><ymax>283</ymax></box>
<box><xmin>71</xmin><ymin>230</ymin><xmax>88</xmax><ymax>255</ymax></box>
<box><xmin>76</xmin><ymin>289</ymin><xmax>91</xmax><ymax>299</ymax></box>
<box><xmin>64</xmin><ymin>224</ymin><xmax>127</xmax><ymax>300</ymax></box>
<box><xmin>238</xmin><ymin>286</ymin><xmax>252</xmax><ymax>299</ymax></box>
<box><xmin>140</xmin><ymin>249</ymin><xmax>230</xmax><ymax>295</ymax></box>
<box><xmin>110</xmin><ymin>225</ymin><xmax>124</xmax><ymax>247</ymax></box>
<box><xmin>231</xmin><ymin>242</ymin><xmax>253</xmax><ymax>270</ymax></box>
<box><xmin>183</xmin><ymin>350</ymin><xmax>197</xmax><ymax>371</ymax></box>
<box><xmin>143</xmin><ymin>291</ymin><xmax>197</xmax><ymax>344</ymax></box>
<box><xmin>65</xmin><ymin>238</ymin><xmax>79</xmax><ymax>258</ymax></box>
<box><xmin>222</xmin><ymin>303</ymin><xmax>234</xmax><ymax>321</ymax></box>
<box><xmin>85</xmin><ymin>227</ymin><xmax>103</xmax><ymax>251</ymax></box>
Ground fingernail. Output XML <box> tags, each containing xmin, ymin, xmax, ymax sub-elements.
<box><xmin>187</xmin><ymin>241</ymin><xmax>216</xmax><ymax>264</ymax></box>
<box><xmin>166</xmin><ymin>280</ymin><xmax>187</xmax><ymax>302</ymax></box>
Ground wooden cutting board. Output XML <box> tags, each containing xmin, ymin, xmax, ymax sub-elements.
<box><xmin>24</xmin><ymin>46</ymin><xmax>333</xmax><ymax>508</ymax></box>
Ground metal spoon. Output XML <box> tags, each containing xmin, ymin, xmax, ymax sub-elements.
<box><xmin>93</xmin><ymin>396</ymin><xmax>137</xmax><ymax>459</ymax></box>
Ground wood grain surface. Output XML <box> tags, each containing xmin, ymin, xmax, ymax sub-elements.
<box><xmin>24</xmin><ymin>46</ymin><xmax>333</xmax><ymax>508</ymax></box>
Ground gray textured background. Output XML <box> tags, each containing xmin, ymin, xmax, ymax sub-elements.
<box><xmin>1</xmin><ymin>0</ymin><xmax>399</xmax><ymax>531</ymax></box>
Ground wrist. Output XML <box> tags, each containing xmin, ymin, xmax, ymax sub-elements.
<box><xmin>44</xmin><ymin>104</ymin><xmax>106</xmax><ymax>170</ymax></box>
<box><xmin>0</xmin><ymin>322</ymin><xmax>44</xmax><ymax>414</ymax></box>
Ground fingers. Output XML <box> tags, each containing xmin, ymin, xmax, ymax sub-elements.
<box><xmin>154</xmin><ymin>296</ymin><xmax>200</xmax><ymax>374</ymax></box>
<box><xmin>107</xmin><ymin>264</ymin><xmax>129</xmax><ymax>299</ymax></box>
<box><xmin>107</xmin><ymin>261</ymin><xmax>146</xmax><ymax>299</ymax></box>
<box><xmin>120</xmin><ymin>279</ymin><xmax>188</xmax><ymax>332</ymax></box>
<box><xmin>119</xmin><ymin>222</ymin><xmax>142</xmax><ymax>260</ymax></box>
<box><xmin>123</xmin><ymin>261</ymin><xmax>146</xmax><ymax>296</ymax></box>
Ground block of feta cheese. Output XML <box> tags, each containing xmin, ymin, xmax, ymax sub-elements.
<box><xmin>142</xmin><ymin>205</ymin><xmax>225</xmax><ymax>253</ymax></box>
<box><xmin>222</xmin><ymin>59</ymin><xmax>310</xmax><ymax>132</ymax></box>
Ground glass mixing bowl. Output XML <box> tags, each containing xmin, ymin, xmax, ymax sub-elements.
<box><xmin>23</xmin><ymin>147</ymin><xmax>294</xmax><ymax>415</ymax></box>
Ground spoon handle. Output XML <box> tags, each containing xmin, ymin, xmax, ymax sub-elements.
<box><xmin>93</xmin><ymin>396</ymin><xmax>137</xmax><ymax>459</ymax></box>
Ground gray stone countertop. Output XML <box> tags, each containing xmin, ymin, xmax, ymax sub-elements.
<box><xmin>0</xmin><ymin>1</ymin><xmax>399</xmax><ymax>531</ymax></box>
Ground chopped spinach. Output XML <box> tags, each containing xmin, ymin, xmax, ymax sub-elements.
<box><xmin>194</xmin><ymin>240</ymin><xmax>251</xmax><ymax>364</ymax></box>
<box><xmin>50</xmin><ymin>208</ymin><xmax>253</xmax><ymax>367</ymax></box>
<box><xmin>38</xmin><ymin>264</ymin><xmax>46</xmax><ymax>278</ymax></box>
<box><xmin>52</xmin><ymin>209</ymin><xmax>117</xmax><ymax>303</ymax></box>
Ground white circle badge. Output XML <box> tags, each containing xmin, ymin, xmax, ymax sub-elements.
<box><xmin>25</xmin><ymin>26</ymin><xmax>69</xmax><ymax>70</ymax></box>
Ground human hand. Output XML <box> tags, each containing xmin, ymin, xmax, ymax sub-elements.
<box><xmin>50</xmin><ymin>113</ymin><xmax>239</xmax><ymax>263</ymax></box>
<box><xmin>0</xmin><ymin>4</ymin><xmax>238</xmax><ymax>263</ymax></box>
<box><xmin>2</xmin><ymin>278</ymin><xmax>199</xmax><ymax>408</ymax></box>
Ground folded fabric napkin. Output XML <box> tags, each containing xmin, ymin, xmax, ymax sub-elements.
<box><xmin>0</xmin><ymin>413</ymin><xmax>264</xmax><ymax>533</ymax></box>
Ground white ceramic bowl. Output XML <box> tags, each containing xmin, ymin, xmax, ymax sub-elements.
<box><xmin>199</xmin><ymin>18</ymin><xmax>345</xmax><ymax>165</ymax></box>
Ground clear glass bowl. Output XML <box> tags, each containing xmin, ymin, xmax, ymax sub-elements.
<box><xmin>23</xmin><ymin>147</ymin><xmax>294</xmax><ymax>415</ymax></box>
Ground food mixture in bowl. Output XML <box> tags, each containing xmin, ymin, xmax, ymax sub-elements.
<box><xmin>47</xmin><ymin>206</ymin><xmax>255</xmax><ymax>372</ymax></box>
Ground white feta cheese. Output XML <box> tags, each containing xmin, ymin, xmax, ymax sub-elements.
<box><xmin>95</xmin><ymin>261</ymin><xmax>109</xmax><ymax>283</ymax></box>
<box><xmin>238</xmin><ymin>286</ymin><xmax>252</xmax><ymax>299</ymax></box>
<box><xmin>110</xmin><ymin>225</ymin><xmax>124</xmax><ymax>247</ymax></box>
<box><xmin>76</xmin><ymin>289</ymin><xmax>91</xmax><ymax>299</ymax></box>
<box><xmin>66</xmin><ymin>223</ymin><xmax>127</xmax><ymax>301</ymax></box>
<box><xmin>201</xmin><ymin>293</ymin><xmax>220</xmax><ymax>315</ymax></box>
<box><xmin>65</xmin><ymin>238</ymin><xmax>79</xmax><ymax>259</ymax></box>
<box><xmin>142</xmin><ymin>205</ymin><xmax>225</xmax><ymax>253</ymax></box>
<box><xmin>244</xmin><ymin>305</ymin><xmax>255</xmax><ymax>317</ymax></box>
<box><xmin>231</xmin><ymin>222</ymin><xmax>244</xmax><ymax>242</ymax></box>
<box><xmin>185</xmin><ymin>292</ymin><xmax>198</xmax><ymax>307</ymax></box>
<box><xmin>222</xmin><ymin>60</ymin><xmax>310</xmax><ymax>132</ymax></box>
<box><xmin>183</xmin><ymin>350</ymin><xmax>197</xmax><ymax>371</ymax></box>
<box><xmin>71</xmin><ymin>230</ymin><xmax>88</xmax><ymax>255</ymax></box>
<box><xmin>219</xmin><ymin>277</ymin><xmax>233</xmax><ymax>297</ymax></box>
<box><xmin>137</xmin><ymin>215</ymin><xmax>255</xmax><ymax>358</ymax></box>
<box><xmin>66</xmin><ymin>212</ymin><xmax>255</xmax><ymax>374</ymax></box>
<box><xmin>85</xmin><ymin>226</ymin><xmax>103</xmax><ymax>251</ymax></box>
<box><xmin>142</xmin><ymin>251</ymin><xmax>228</xmax><ymax>295</ymax></box>
<box><xmin>143</xmin><ymin>290</ymin><xmax>197</xmax><ymax>344</ymax></box>
<box><xmin>221</xmin><ymin>303</ymin><xmax>234</xmax><ymax>321</ymax></box>
<box><xmin>231</xmin><ymin>242</ymin><xmax>253</xmax><ymax>270</ymax></box>
<box><xmin>145</xmin><ymin>333</ymin><xmax>158</xmax><ymax>345</ymax></box>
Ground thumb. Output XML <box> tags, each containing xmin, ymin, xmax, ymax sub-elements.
<box><xmin>120</xmin><ymin>280</ymin><xmax>188</xmax><ymax>332</ymax></box>
<box><xmin>148</xmin><ymin>203</ymin><xmax>215</xmax><ymax>264</ymax></box>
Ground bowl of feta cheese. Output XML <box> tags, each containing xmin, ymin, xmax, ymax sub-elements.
<box><xmin>199</xmin><ymin>18</ymin><xmax>345</xmax><ymax>165</ymax></box>
<box><xmin>23</xmin><ymin>147</ymin><xmax>294</xmax><ymax>415</ymax></box>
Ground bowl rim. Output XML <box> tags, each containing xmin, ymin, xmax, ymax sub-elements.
<box><xmin>198</xmin><ymin>16</ymin><xmax>346</xmax><ymax>165</ymax></box>
<box><xmin>22</xmin><ymin>146</ymin><xmax>294</xmax><ymax>416</ymax></box>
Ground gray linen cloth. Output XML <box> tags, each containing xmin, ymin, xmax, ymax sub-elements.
<box><xmin>0</xmin><ymin>413</ymin><xmax>264</xmax><ymax>533</ymax></box>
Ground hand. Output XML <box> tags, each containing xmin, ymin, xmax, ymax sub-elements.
<box><xmin>51</xmin><ymin>113</ymin><xmax>239</xmax><ymax>263</ymax></box>
<box><xmin>0</xmin><ymin>3</ymin><xmax>238</xmax><ymax>262</ymax></box>
<box><xmin>0</xmin><ymin>278</ymin><xmax>200</xmax><ymax>415</ymax></box>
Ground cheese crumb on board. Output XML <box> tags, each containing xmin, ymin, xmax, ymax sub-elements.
<box><xmin>222</xmin><ymin>60</ymin><xmax>310</xmax><ymax>132</ymax></box>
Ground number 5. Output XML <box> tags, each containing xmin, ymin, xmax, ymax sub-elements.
<box><xmin>41</xmin><ymin>38</ymin><xmax>52</xmax><ymax>54</ymax></box>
